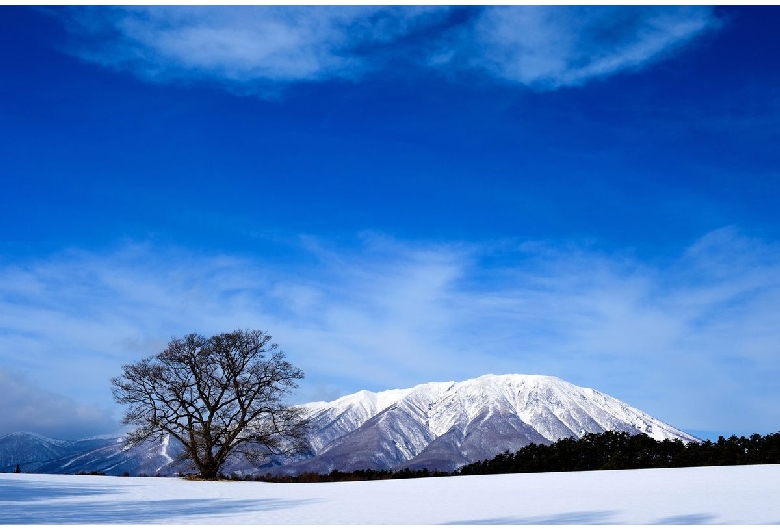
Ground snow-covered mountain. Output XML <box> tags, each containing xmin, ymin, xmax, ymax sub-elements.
<box><xmin>0</xmin><ymin>432</ymin><xmax>81</xmax><ymax>471</ymax></box>
<box><xmin>0</xmin><ymin>432</ymin><xmax>183</xmax><ymax>476</ymax></box>
<box><xmin>277</xmin><ymin>374</ymin><xmax>697</xmax><ymax>474</ymax></box>
<box><xmin>1</xmin><ymin>374</ymin><xmax>698</xmax><ymax>476</ymax></box>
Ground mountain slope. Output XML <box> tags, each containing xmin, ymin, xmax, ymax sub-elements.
<box><xmin>0</xmin><ymin>374</ymin><xmax>697</xmax><ymax>476</ymax></box>
<box><xmin>0</xmin><ymin>432</ymin><xmax>188</xmax><ymax>476</ymax></box>
<box><xmin>276</xmin><ymin>374</ymin><xmax>697</xmax><ymax>474</ymax></box>
<box><xmin>0</xmin><ymin>432</ymin><xmax>76</xmax><ymax>472</ymax></box>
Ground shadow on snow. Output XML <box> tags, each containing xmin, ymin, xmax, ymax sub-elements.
<box><xmin>445</xmin><ymin>510</ymin><xmax>719</xmax><ymax>525</ymax></box>
<box><xmin>0</xmin><ymin>481</ymin><xmax>123</xmax><ymax>502</ymax></box>
<box><xmin>444</xmin><ymin>511</ymin><xmax>619</xmax><ymax>525</ymax></box>
<box><xmin>0</xmin><ymin>480</ymin><xmax>319</xmax><ymax>524</ymax></box>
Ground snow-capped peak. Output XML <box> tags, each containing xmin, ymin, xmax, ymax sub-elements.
<box><xmin>288</xmin><ymin>373</ymin><xmax>698</xmax><ymax>474</ymax></box>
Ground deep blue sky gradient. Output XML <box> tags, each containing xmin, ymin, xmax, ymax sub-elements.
<box><xmin>3</xmin><ymin>7</ymin><xmax>779</xmax><ymax>256</ymax></box>
<box><xmin>1</xmin><ymin>6</ymin><xmax>779</xmax><ymax>441</ymax></box>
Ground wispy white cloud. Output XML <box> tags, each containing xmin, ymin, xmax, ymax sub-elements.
<box><xmin>56</xmin><ymin>6</ymin><xmax>719</xmax><ymax>94</ymax></box>
<box><xmin>60</xmin><ymin>6</ymin><xmax>449</xmax><ymax>94</ymax></box>
<box><xmin>459</xmin><ymin>6</ymin><xmax>718</xmax><ymax>89</ymax></box>
<box><xmin>1</xmin><ymin>228</ymin><xmax>778</xmax><ymax>437</ymax></box>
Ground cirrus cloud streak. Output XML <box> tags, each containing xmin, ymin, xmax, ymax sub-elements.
<box><xmin>1</xmin><ymin>228</ymin><xmax>779</xmax><ymax>438</ymax></box>
<box><xmin>56</xmin><ymin>6</ymin><xmax>720</xmax><ymax>94</ymax></box>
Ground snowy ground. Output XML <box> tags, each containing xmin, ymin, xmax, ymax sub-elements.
<box><xmin>2</xmin><ymin>465</ymin><xmax>780</xmax><ymax>524</ymax></box>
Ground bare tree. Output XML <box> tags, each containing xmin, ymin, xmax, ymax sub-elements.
<box><xmin>111</xmin><ymin>329</ymin><xmax>308</xmax><ymax>479</ymax></box>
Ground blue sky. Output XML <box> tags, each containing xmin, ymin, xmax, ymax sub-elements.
<box><xmin>1</xmin><ymin>6</ymin><xmax>779</xmax><ymax>441</ymax></box>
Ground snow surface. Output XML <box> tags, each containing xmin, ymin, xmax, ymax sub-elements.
<box><xmin>2</xmin><ymin>465</ymin><xmax>779</xmax><ymax>524</ymax></box>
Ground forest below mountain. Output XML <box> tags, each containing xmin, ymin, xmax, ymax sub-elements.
<box><xmin>243</xmin><ymin>430</ymin><xmax>780</xmax><ymax>483</ymax></box>
<box><xmin>459</xmin><ymin>430</ymin><xmax>780</xmax><ymax>475</ymax></box>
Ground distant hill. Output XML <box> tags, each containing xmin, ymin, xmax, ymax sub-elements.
<box><xmin>0</xmin><ymin>431</ymin><xmax>181</xmax><ymax>476</ymax></box>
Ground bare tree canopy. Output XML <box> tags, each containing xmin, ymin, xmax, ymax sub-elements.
<box><xmin>111</xmin><ymin>329</ymin><xmax>308</xmax><ymax>479</ymax></box>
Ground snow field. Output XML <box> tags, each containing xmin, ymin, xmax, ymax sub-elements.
<box><xmin>2</xmin><ymin>464</ymin><xmax>780</xmax><ymax>524</ymax></box>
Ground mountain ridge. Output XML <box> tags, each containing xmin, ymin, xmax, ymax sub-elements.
<box><xmin>1</xmin><ymin>373</ymin><xmax>697</xmax><ymax>475</ymax></box>
<box><xmin>277</xmin><ymin>373</ymin><xmax>696</xmax><ymax>474</ymax></box>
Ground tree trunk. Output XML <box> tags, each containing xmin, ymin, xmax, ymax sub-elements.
<box><xmin>198</xmin><ymin>459</ymin><xmax>221</xmax><ymax>480</ymax></box>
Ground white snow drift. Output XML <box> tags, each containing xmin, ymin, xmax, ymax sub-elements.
<box><xmin>2</xmin><ymin>464</ymin><xmax>780</xmax><ymax>524</ymax></box>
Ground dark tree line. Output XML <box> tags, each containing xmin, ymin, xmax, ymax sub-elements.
<box><xmin>459</xmin><ymin>430</ymin><xmax>780</xmax><ymax>475</ymax></box>
<box><xmin>212</xmin><ymin>430</ymin><xmax>780</xmax><ymax>483</ymax></box>
<box><xmin>242</xmin><ymin>467</ymin><xmax>449</xmax><ymax>483</ymax></box>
